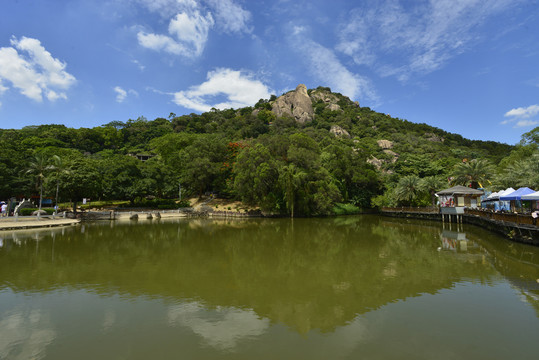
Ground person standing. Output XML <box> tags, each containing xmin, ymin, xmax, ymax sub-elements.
<box><xmin>1</xmin><ymin>202</ymin><xmax>7</xmax><ymax>217</ymax></box>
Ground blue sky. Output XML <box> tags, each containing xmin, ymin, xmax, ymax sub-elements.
<box><xmin>1</xmin><ymin>0</ymin><xmax>538</xmax><ymax>145</ymax></box>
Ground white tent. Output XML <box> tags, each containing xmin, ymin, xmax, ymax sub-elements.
<box><xmin>493</xmin><ymin>188</ymin><xmax>514</xmax><ymax>211</ymax></box>
<box><xmin>498</xmin><ymin>188</ymin><xmax>515</xmax><ymax>198</ymax></box>
<box><xmin>486</xmin><ymin>191</ymin><xmax>499</xmax><ymax>200</ymax></box>
<box><xmin>521</xmin><ymin>191</ymin><xmax>539</xmax><ymax>200</ymax></box>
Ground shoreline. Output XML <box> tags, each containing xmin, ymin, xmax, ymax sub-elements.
<box><xmin>379</xmin><ymin>209</ymin><xmax>539</xmax><ymax>246</ymax></box>
<box><xmin>3</xmin><ymin>209</ymin><xmax>537</xmax><ymax>247</ymax></box>
<box><xmin>0</xmin><ymin>217</ymin><xmax>81</xmax><ymax>231</ymax></box>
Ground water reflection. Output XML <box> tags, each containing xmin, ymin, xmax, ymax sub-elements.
<box><xmin>0</xmin><ymin>306</ymin><xmax>56</xmax><ymax>360</ymax></box>
<box><xmin>167</xmin><ymin>302</ymin><xmax>270</xmax><ymax>350</ymax></box>
<box><xmin>0</xmin><ymin>216</ymin><xmax>538</xmax><ymax>358</ymax></box>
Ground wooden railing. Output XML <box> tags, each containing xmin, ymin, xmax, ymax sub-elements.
<box><xmin>381</xmin><ymin>207</ymin><xmax>538</xmax><ymax>227</ymax></box>
<box><xmin>381</xmin><ymin>207</ymin><xmax>439</xmax><ymax>213</ymax></box>
<box><xmin>465</xmin><ymin>209</ymin><xmax>536</xmax><ymax>226</ymax></box>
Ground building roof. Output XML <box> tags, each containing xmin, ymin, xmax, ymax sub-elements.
<box><xmin>435</xmin><ymin>185</ymin><xmax>484</xmax><ymax>196</ymax></box>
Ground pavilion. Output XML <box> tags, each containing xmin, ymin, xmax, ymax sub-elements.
<box><xmin>436</xmin><ymin>185</ymin><xmax>484</xmax><ymax>222</ymax></box>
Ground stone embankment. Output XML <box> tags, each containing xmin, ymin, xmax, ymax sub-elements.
<box><xmin>381</xmin><ymin>207</ymin><xmax>539</xmax><ymax>246</ymax></box>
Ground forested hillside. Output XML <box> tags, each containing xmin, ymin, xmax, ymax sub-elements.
<box><xmin>1</xmin><ymin>85</ymin><xmax>537</xmax><ymax>216</ymax></box>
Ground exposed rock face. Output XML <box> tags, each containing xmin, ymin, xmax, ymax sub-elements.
<box><xmin>310</xmin><ymin>88</ymin><xmax>343</xmax><ymax>112</ymax></box>
<box><xmin>377</xmin><ymin>139</ymin><xmax>393</xmax><ymax>149</ymax></box>
<box><xmin>367</xmin><ymin>156</ymin><xmax>383</xmax><ymax>170</ymax></box>
<box><xmin>424</xmin><ymin>132</ymin><xmax>444</xmax><ymax>142</ymax></box>
<box><xmin>326</xmin><ymin>103</ymin><xmax>341</xmax><ymax>111</ymax></box>
<box><xmin>330</xmin><ymin>125</ymin><xmax>350</xmax><ymax>138</ymax></box>
<box><xmin>310</xmin><ymin>88</ymin><xmax>340</xmax><ymax>104</ymax></box>
<box><xmin>383</xmin><ymin>149</ymin><xmax>399</xmax><ymax>163</ymax></box>
<box><xmin>271</xmin><ymin>84</ymin><xmax>314</xmax><ymax>123</ymax></box>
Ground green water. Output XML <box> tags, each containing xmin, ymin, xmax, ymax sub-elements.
<box><xmin>0</xmin><ymin>216</ymin><xmax>538</xmax><ymax>359</ymax></box>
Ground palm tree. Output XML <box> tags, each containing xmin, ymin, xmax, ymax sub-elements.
<box><xmin>50</xmin><ymin>155</ymin><xmax>70</xmax><ymax>212</ymax></box>
<box><xmin>419</xmin><ymin>176</ymin><xmax>445</xmax><ymax>207</ymax></box>
<box><xmin>395</xmin><ymin>175</ymin><xmax>421</xmax><ymax>206</ymax></box>
<box><xmin>25</xmin><ymin>153</ymin><xmax>53</xmax><ymax>211</ymax></box>
<box><xmin>452</xmin><ymin>159</ymin><xmax>493</xmax><ymax>189</ymax></box>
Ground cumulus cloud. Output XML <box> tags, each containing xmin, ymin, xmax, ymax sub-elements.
<box><xmin>290</xmin><ymin>26</ymin><xmax>377</xmax><ymax>102</ymax></box>
<box><xmin>138</xmin><ymin>10</ymin><xmax>214</xmax><ymax>57</ymax></box>
<box><xmin>173</xmin><ymin>68</ymin><xmax>271</xmax><ymax>112</ymax></box>
<box><xmin>0</xmin><ymin>36</ymin><xmax>76</xmax><ymax>102</ymax></box>
<box><xmin>137</xmin><ymin>32</ymin><xmax>187</xmax><ymax>55</ymax></box>
<box><xmin>114</xmin><ymin>86</ymin><xmax>138</xmax><ymax>103</ymax></box>
<box><xmin>505</xmin><ymin>105</ymin><xmax>539</xmax><ymax>119</ymax></box>
<box><xmin>502</xmin><ymin>104</ymin><xmax>539</xmax><ymax>127</ymax></box>
<box><xmin>337</xmin><ymin>0</ymin><xmax>516</xmax><ymax>81</ymax></box>
<box><xmin>136</xmin><ymin>0</ymin><xmax>251</xmax><ymax>57</ymax></box>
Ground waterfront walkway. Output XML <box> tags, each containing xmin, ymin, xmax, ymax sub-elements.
<box><xmin>0</xmin><ymin>216</ymin><xmax>80</xmax><ymax>231</ymax></box>
<box><xmin>381</xmin><ymin>207</ymin><xmax>538</xmax><ymax>246</ymax></box>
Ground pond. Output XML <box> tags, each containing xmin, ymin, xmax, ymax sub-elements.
<box><xmin>1</xmin><ymin>216</ymin><xmax>538</xmax><ymax>359</ymax></box>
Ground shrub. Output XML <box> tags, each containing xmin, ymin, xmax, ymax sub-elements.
<box><xmin>120</xmin><ymin>198</ymin><xmax>190</xmax><ymax>209</ymax></box>
<box><xmin>332</xmin><ymin>203</ymin><xmax>361</xmax><ymax>215</ymax></box>
<box><xmin>20</xmin><ymin>208</ymin><xmax>55</xmax><ymax>216</ymax></box>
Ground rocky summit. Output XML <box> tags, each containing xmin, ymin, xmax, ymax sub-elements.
<box><xmin>271</xmin><ymin>84</ymin><xmax>314</xmax><ymax>123</ymax></box>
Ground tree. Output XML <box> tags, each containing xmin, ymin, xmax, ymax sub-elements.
<box><xmin>233</xmin><ymin>143</ymin><xmax>280</xmax><ymax>208</ymax></box>
<box><xmin>419</xmin><ymin>176</ymin><xmax>445</xmax><ymax>206</ymax></box>
<box><xmin>50</xmin><ymin>155</ymin><xmax>70</xmax><ymax>210</ymax></box>
<box><xmin>451</xmin><ymin>159</ymin><xmax>493</xmax><ymax>189</ymax></box>
<box><xmin>279</xmin><ymin>164</ymin><xmax>307</xmax><ymax>218</ymax></box>
<box><xmin>178</xmin><ymin>134</ymin><xmax>228</xmax><ymax>196</ymax></box>
<box><xmin>394</xmin><ymin>175</ymin><xmax>421</xmax><ymax>206</ymax></box>
<box><xmin>25</xmin><ymin>153</ymin><xmax>53</xmax><ymax>211</ymax></box>
<box><xmin>57</xmin><ymin>156</ymin><xmax>101</xmax><ymax>213</ymax></box>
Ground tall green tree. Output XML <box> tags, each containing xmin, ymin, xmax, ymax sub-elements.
<box><xmin>57</xmin><ymin>156</ymin><xmax>101</xmax><ymax>213</ymax></box>
<box><xmin>419</xmin><ymin>176</ymin><xmax>445</xmax><ymax>206</ymax></box>
<box><xmin>50</xmin><ymin>155</ymin><xmax>70</xmax><ymax>210</ymax></box>
<box><xmin>25</xmin><ymin>153</ymin><xmax>53</xmax><ymax>211</ymax></box>
<box><xmin>451</xmin><ymin>159</ymin><xmax>493</xmax><ymax>189</ymax></box>
<box><xmin>279</xmin><ymin>164</ymin><xmax>307</xmax><ymax>217</ymax></box>
<box><xmin>394</xmin><ymin>175</ymin><xmax>421</xmax><ymax>206</ymax></box>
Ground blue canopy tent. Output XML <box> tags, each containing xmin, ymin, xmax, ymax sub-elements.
<box><xmin>499</xmin><ymin>187</ymin><xmax>535</xmax><ymax>201</ymax></box>
<box><xmin>499</xmin><ymin>187</ymin><xmax>535</xmax><ymax>213</ymax></box>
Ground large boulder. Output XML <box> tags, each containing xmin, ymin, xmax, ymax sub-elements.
<box><xmin>377</xmin><ymin>139</ymin><xmax>393</xmax><ymax>149</ymax></box>
<box><xmin>330</xmin><ymin>125</ymin><xmax>350</xmax><ymax>138</ymax></box>
<box><xmin>271</xmin><ymin>84</ymin><xmax>314</xmax><ymax>123</ymax></box>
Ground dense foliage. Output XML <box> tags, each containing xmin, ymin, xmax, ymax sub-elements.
<box><xmin>0</xmin><ymin>86</ymin><xmax>535</xmax><ymax>215</ymax></box>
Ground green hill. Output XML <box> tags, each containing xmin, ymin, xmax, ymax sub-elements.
<box><xmin>1</xmin><ymin>85</ymin><xmax>536</xmax><ymax>216</ymax></box>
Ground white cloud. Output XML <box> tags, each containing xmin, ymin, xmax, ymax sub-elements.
<box><xmin>137</xmin><ymin>10</ymin><xmax>214</xmax><ymax>57</ymax></box>
<box><xmin>502</xmin><ymin>104</ymin><xmax>539</xmax><ymax>127</ymax></box>
<box><xmin>0</xmin><ymin>80</ymin><xmax>7</xmax><ymax>95</ymax></box>
<box><xmin>337</xmin><ymin>0</ymin><xmax>515</xmax><ymax>80</ymax></box>
<box><xmin>136</xmin><ymin>0</ymin><xmax>251</xmax><ymax>57</ymax></box>
<box><xmin>135</xmin><ymin>0</ymin><xmax>197</xmax><ymax>18</ymax></box>
<box><xmin>205</xmin><ymin>0</ymin><xmax>252</xmax><ymax>34</ymax></box>
<box><xmin>114</xmin><ymin>86</ymin><xmax>127</xmax><ymax>103</ymax></box>
<box><xmin>290</xmin><ymin>27</ymin><xmax>377</xmax><ymax>102</ymax></box>
<box><xmin>515</xmin><ymin>119</ymin><xmax>539</xmax><ymax>128</ymax></box>
<box><xmin>168</xmin><ymin>11</ymin><xmax>214</xmax><ymax>56</ymax></box>
<box><xmin>0</xmin><ymin>36</ymin><xmax>76</xmax><ymax>102</ymax></box>
<box><xmin>137</xmin><ymin>32</ymin><xmax>187</xmax><ymax>55</ymax></box>
<box><xmin>173</xmin><ymin>68</ymin><xmax>271</xmax><ymax>112</ymax></box>
<box><xmin>504</xmin><ymin>104</ymin><xmax>539</xmax><ymax>119</ymax></box>
<box><xmin>114</xmin><ymin>86</ymin><xmax>138</xmax><ymax>103</ymax></box>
